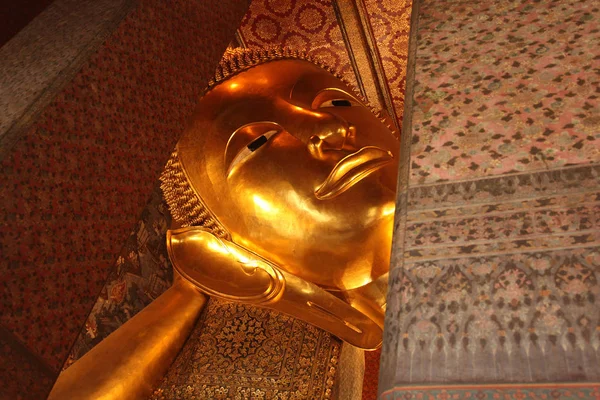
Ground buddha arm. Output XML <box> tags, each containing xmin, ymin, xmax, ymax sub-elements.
<box><xmin>168</xmin><ymin>226</ymin><xmax>382</xmax><ymax>349</ymax></box>
<box><xmin>48</xmin><ymin>276</ymin><xmax>206</xmax><ymax>400</ymax></box>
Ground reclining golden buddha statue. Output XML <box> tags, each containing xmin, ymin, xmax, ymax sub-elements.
<box><xmin>49</xmin><ymin>48</ymin><xmax>399</xmax><ymax>399</ymax></box>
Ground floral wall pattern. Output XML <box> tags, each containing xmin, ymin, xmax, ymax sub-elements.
<box><xmin>239</xmin><ymin>0</ymin><xmax>357</xmax><ymax>87</ymax></box>
<box><xmin>388</xmin><ymin>165</ymin><xmax>600</xmax><ymax>383</ymax></box>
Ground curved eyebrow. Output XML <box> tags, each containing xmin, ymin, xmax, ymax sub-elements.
<box><xmin>289</xmin><ymin>69</ymin><xmax>361</xmax><ymax>105</ymax></box>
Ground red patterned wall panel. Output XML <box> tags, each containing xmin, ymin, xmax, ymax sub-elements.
<box><xmin>0</xmin><ymin>0</ymin><xmax>248</xmax><ymax>377</ymax></box>
<box><xmin>364</xmin><ymin>0</ymin><xmax>412</xmax><ymax>126</ymax></box>
<box><xmin>239</xmin><ymin>0</ymin><xmax>358</xmax><ymax>87</ymax></box>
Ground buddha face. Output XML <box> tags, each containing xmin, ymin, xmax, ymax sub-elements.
<box><xmin>177</xmin><ymin>59</ymin><xmax>398</xmax><ymax>290</ymax></box>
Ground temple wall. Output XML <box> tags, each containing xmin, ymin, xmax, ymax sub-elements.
<box><xmin>0</xmin><ymin>0</ymin><xmax>248</xmax><ymax>398</ymax></box>
<box><xmin>380</xmin><ymin>0</ymin><xmax>600</xmax><ymax>397</ymax></box>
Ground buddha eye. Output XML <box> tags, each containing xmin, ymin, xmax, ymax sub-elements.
<box><xmin>247</xmin><ymin>135</ymin><xmax>269</xmax><ymax>152</ymax></box>
<box><xmin>227</xmin><ymin>129</ymin><xmax>279</xmax><ymax>175</ymax></box>
<box><xmin>318</xmin><ymin>98</ymin><xmax>358</xmax><ymax>108</ymax></box>
<box><xmin>311</xmin><ymin>88</ymin><xmax>362</xmax><ymax>109</ymax></box>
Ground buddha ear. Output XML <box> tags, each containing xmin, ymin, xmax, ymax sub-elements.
<box><xmin>166</xmin><ymin>227</ymin><xmax>285</xmax><ymax>304</ymax></box>
<box><xmin>166</xmin><ymin>227</ymin><xmax>383</xmax><ymax>349</ymax></box>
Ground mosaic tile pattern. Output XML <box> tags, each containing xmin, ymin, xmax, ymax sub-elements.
<box><xmin>409</xmin><ymin>0</ymin><xmax>600</xmax><ymax>184</ymax></box>
<box><xmin>404</xmin><ymin>166</ymin><xmax>600</xmax><ymax>261</ymax></box>
<box><xmin>0</xmin><ymin>0</ymin><xmax>248</xmax><ymax>372</ymax></box>
<box><xmin>238</xmin><ymin>0</ymin><xmax>357</xmax><ymax>87</ymax></box>
<box><xmin>151</xmin><ymin>299</ymin><xmax>341</xmax><ymax>400</ymax></box>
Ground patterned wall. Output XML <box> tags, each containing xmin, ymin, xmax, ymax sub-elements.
<box><xmin>64</xmin><ymin>186</ymin><xmax>173</xmax><ymax>367</ymax></box>
<box><xmin>0</xmin><ymin>0</ymin><xmax>248</xmax><ymax>397</ymax></box>
<box><xmin>239</xmin><ymin>0</ymin><xmax>357</xmax><ymax>88</ymax></box>
<box><xmin>381</xmin><ymin>0</ymin><xmax>600</xmax><ymax>397</ymax></box>
<box><xmin>363</xmin><ymin>0</ymin><xmax>412</xmax><ymax>125</ymax></box>
<box><xmin>391</xmin><ymin>166</ymin><xmax>600</xmax><ymax>382</ymax></box>
<box><xmin>408</xmin><ymin>0</ymin><xmax>600</xmax><ymax>185</ymax></box>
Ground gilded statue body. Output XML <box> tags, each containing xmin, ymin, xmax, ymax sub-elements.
<box><xmin>49</xmin><ymin>48</ymin><xmax>398</xmax><ymax>399</ymax></box>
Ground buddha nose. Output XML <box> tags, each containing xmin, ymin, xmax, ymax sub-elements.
<box><xmin>308</xmin><ymin>123</ymin><xmax>356</xmax><ymax>160</ymax></box>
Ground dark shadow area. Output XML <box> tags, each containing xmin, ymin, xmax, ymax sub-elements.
<box><xmin>1</xmin><ymin>0</ymin><xmax>55</xmax><ymax>46</ymax></box>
